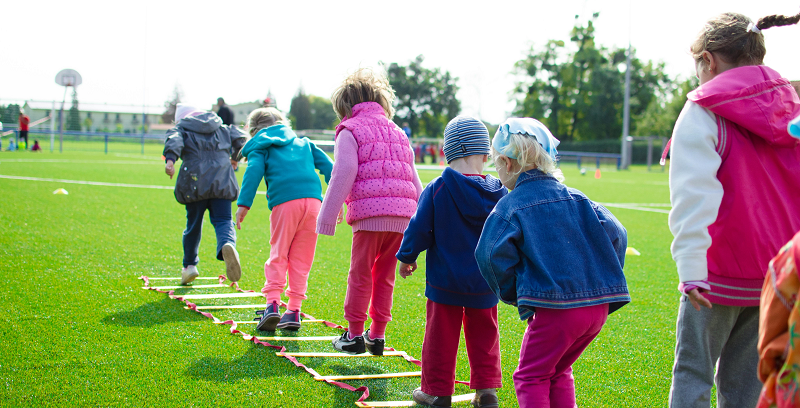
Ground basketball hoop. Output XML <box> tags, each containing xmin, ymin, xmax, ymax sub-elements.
<box><xmin>54</xmin><ymin>69</ymin><xmax>82</xmax><ymax>153</ymax></box>
<box><xmin>55</xmin><ymin>69</ymin><xmax>82</xmax><ymax>87</ymax></box>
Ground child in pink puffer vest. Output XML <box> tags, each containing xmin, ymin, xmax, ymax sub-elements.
<box><xmin>317</xmin><ymin>68</ymin><xmax>423</xmax><ymax>355</ymax></box>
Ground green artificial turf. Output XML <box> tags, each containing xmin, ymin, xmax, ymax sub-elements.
<box><xmin>0</xmin><ymin>150</ymin><xmax>681</xmax><ymax>407</ymax></box>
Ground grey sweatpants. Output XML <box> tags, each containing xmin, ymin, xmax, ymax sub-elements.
<box><xmin>668</xmin><ymin>297</ymin><xmax>760</xmax><ymax>408</ymax></box>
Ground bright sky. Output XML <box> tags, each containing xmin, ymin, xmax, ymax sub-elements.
<box><xmin>1</xmin><ymin>0</ymin><xmax>798</xmax><ymax>125</ymax></box>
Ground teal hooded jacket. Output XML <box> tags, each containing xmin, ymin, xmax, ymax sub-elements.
<box><xmin>237</xmin><ymin>125</ymin><xmax>333</xmax><ymax>210</ymax></box>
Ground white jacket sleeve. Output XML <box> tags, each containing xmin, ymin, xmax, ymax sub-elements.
<box><xmin>668</xmin><ymin>101</ymin><xmax>723</xmax><ymax>283</ymax></box>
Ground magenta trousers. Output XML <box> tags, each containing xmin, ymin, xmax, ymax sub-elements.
<box><xmin>514</xmin><ymin>304</ymin><xmax>609</xmax><ymax>408</ymax></box>
<box><xmin>421</xmin><ymin>299</ymin><xmax>503</xmax><ymax>396</ymax></box>
<box><xmin>261</xmin><ymin>198</ymin><xmax>320</xmax><ymax>311</ymax></box>
<box><xmin>343</xmin><ymin>231</ymin><xmax>403</xmax><ymax>335</ymax></box>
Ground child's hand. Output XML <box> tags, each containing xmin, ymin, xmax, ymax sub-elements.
<box><xmin>235</xmin><ymin>207</ymin><xmax>248</xmax><ymax>230</ymax></box>
<box><xmin>230</xmin><ymin>159</ymin><xmax>239</xmax><ymax>170</ymax></box>
<box><xmin>337</xmin><ymin>204</ymin><xmax>345</xmax><ymax>224</ymax></box>
<box><xmin>398</xmin><ymin>262</ymin><xmax>417</xmax><ymax>278</ymax></box>
<box><xmin>165</xmin><ymin>160</ymin><xmax>175</xmax><ymax>179</ymax></box>
<box><xmin>687</xmin><ymin>288</ymin><xmax>712</xmax><ymax>311</ymax></box>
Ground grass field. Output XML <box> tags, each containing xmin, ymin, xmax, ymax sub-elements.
<box><xmin>0</xmin><ymin>149</ymin><xmax>680</xmax><ymax>407</ymax></box>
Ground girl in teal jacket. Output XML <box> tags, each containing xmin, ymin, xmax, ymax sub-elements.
<box><xmin>236</xmin><ymin>108</ymin><xmax>333</xmax><ymax>331</ymax></box>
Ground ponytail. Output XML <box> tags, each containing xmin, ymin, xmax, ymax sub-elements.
<box><xmin>756</xmin><ymin>11</ymin><xmax>800</xmax><ymax>30</ymax></box>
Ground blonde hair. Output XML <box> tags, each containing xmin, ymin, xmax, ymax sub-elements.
<box><xmin>691</xmin><ymin>11</ymin><xmax>800</xmax><ymax>68</ymax></box>
<box><xmin>331</xmin><ymin>68</ymin><xmax>396</xmax><ymax>120</ymax></box>
<box><xmin>492</xmin><ymin>133</ymin><xmax>564</xmax><ymax>182</ymax></box>
<box><xmin>246</xmin><ymin>107</ymin><xmax>290</xmax><ymax>136</ymax></box>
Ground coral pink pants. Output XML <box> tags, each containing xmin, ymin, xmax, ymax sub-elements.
<box><xmin>514</xmin><ymin>304</ymin><xmax>608</xmax><ymax>408</ymax></box>
<box><xmin>421</xmin><ymin>299</ymin><xmax>503</xmax><ymax>396</ymax></box>
<box><xmin>343</xmin><ymin>231</ymin><xmax>403</xmax><ymax>337</ymax></box>
<box><xmin>261</xmin><ymin>198</ymin><xmax>320</xmax><ymax>311</ymax></box>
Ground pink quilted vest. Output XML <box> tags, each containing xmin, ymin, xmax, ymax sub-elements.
<box><xmin>335</xmin><ymin>102</ymin><xmax>418</xmax><ymax>224</ymax></box>
<box><xmin>689</xmin><ymin>65</ymin><xmax>800</xmax><ymax>306</ymax></box>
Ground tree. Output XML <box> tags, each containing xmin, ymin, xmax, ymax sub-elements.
<box><xmin>633</xmin><ymin>76</ymin><xmax>698</xmax><ymax>137</ymax></box>
<box><xmin>66</xmin><ymin>89</ymin><xmax>81</xmax><ymax>131</ymax></box>
<box><xmin>309</xmin><ymin>95</ymin><xmax>337</xmax><ymax>130</ymax></box>
<box><xmin>384</xmin><ymin>55</ymin><xmax>460</xmax><ymax>138</ymax></box>
<box><xmin>289</xmin><ymin>89</ymin><xmax>313</xmax><ymax>130</ymax></box>
<box><xmin>162</xmin><ymin>85</ymin><xmax>183</xmax><ymax>124</ymax></box>
<box><xmin>1</xmin><ymin>104</ymin><xmax>20</xmax><ymax>125</ymax></box>
<box><xmin>513</xmin><ymin>14</ymin><xmax>674</xmax><ymax>141</ymax></box>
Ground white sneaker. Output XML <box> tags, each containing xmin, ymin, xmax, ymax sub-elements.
<box><xmin>181</xmin><ymin>265</ymin><xmax>199</xmax><ymax>285</ymax></box>
<box><xmin>221</xmin><ymin>243</ymin><xmax>241</xmax><ymax>282</ymax></box>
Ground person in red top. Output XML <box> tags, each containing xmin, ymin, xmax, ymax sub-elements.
<box><xmin>18</xmin><ymin>112</ymin><xmax>29</xmax><ymax>150</ymax></box>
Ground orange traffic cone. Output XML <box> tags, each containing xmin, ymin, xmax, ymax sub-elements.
<box><xmin>594</xmin><ymin>169</ymin><xmax>601</xmax><ymax>179</ymax></box>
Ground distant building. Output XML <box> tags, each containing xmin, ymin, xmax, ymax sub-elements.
<box><xmin>23</xmin><ymin>101</ymin><xmax>166</xmax><ymax>134</ymax></box>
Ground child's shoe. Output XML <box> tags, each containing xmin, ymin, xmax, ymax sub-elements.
<box><xmin>220</xmin><ymin>243</ymin><xmax>241</xmax><ymax>282</ymax></box>
<box><xmin>181</xmin><ymin>265</ymin><xmax>199</xmax><ymax>285</ymax></box>
<box><xmin>471</xmin><ymin>389</ymin><xmax>499</xmax><ymax>408</ymax></box>
<box><xmin>256</xmin><ymin>301</ymin><xmax>281</xmax><ymax>331</ymax></box>
<box><xmin>364</xmin><ymin>329</ymin><xmax>384</xmax><ymax>356</ymax></box>
<box><xmin>277</xmin><ymin>309</ymin><xmax>301</xmax><ymax>331</ymax></box>
<box><xmin>332</xmin><ymin>331</ymin><xmax>365</xmax><ymax>354</ymax></box>
<box><xmin>412</xmin><ymin>387</ymin><xmax>452</xmax><ymax>407</ymax></box>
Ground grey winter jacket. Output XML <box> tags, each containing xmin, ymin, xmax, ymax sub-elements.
<box><xmin>163</xmin><ymin>112</ymin><xmax>247</xmax><ymax>204</ymax></box>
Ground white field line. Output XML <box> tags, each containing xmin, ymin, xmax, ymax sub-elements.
<box><xmin>1</xmin><ymin>173</ymin><xmax>672</xmax><ymax>215</ymax></box>
<box><xmin>0</xmin><ymin>174</ymin><xmax>268</xmax><ymax>195</ymax></box>
<box><xmin>600</xmin><ymin>203</ymin><xmax>671</xmax><ymax>214</ymax></box>
<box><xmin>0</xmin><ymin>159</ymin><xmax>163</xmax><ymax>165</ymax></box>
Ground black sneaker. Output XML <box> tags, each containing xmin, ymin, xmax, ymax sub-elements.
<box><xmin>471</xmin><ymin>391</ymin><xmax>499</xmax><ymax>408</ymax></box>
<box><xmin>256</xmin><ymin>301</ymin><xmax>280</xmax><ymax>331</ymax></box>
<box><xmin>332</xmin><ymin>331</ymin><xmax>365</xmax><ymax>354</ymax></box>
<box><xmin>412</xmin><ymin>387</ymin><xmax>452</xmax><ymax>407</ymax></box>
<box><xmin>364</xmin><ymin>329</ymin><xmax>385</xmax><ymax>356</ymax></box>
<box><xmin>277</xmin><ymin>309</ymin><xmax>301</xmax><ymax>331</ymax></box>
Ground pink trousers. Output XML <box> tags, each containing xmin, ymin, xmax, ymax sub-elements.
<box><xmin>343</xmin><ymin>231</ymin><xmax>403</xmax><ymax>337</ymax></box>
<box><xmin>421</xmin><ymin>299</ymin><xmax>503</xmax><ymax>396</ymax></box>
<box><xmin>261</xmin><ymin>198</ymin><xmax>320</xmax><ymax>311</ymax></box>
<box><xmin>514</xmin><ymin>304</ymin><xmax>609</xmax><ymax>408</ymax></box>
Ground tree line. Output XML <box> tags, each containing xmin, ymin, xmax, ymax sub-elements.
<box><xmin>287</xmin><ymin>14</ymin><xmax>692</xmax><ymax>142</ymax></box>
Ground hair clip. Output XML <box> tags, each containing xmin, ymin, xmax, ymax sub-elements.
<box><xmin>747</xmin><ymin>22</ymin><xmax>761</xmax><ymax>33</ymax></box>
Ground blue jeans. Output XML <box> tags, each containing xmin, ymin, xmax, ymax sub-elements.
<box><xmin>183</xmin><ymin>199</ymin><xmax>236</xmax><ymax>267</ymax></box>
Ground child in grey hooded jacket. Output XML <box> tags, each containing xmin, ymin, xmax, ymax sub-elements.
<box><xmin>163</xmin><ymin>104</ymin><xmax>247</xmax><ymax>285</ymax></box>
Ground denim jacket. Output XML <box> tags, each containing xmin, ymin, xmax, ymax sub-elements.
<box><xmin>475</xmin><ymin>170</ymin><xmax>630</xmax><ymax>320</ymax></box>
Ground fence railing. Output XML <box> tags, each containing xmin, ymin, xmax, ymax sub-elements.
<box><xmin>557</xmin><ymin>151</ymin><xmax>622</xmax><ymax>170</ymax></box>
<box><xmin>3</xmin><ymin>129</ymin><xmax>166</xmax><ymax>154</ymax></box>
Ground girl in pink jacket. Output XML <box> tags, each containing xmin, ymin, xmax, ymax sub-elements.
<box><xmin>668</xmin><ymin>11</ymin><xmax>800</xmax><ymax>407</ymax></box>
<box><xmin>318</xmin><ymin>68</ymin><xmax>423</xmax><ymax>355</ymax></box>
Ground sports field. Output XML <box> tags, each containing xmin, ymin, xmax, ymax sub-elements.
<box><xmin>0</xmin><ymin>149</ymin><xmax>679</xmax><ymax>407</ymax></box>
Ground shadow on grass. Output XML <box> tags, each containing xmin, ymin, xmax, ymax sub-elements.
<box><xmin>101</xmin><ymin>297</ymin><xmax>206</xmax><ymax>327</ymax></box>
<box><xmin>184</xmin><ymin>343</ymin><xmax>301</xmax><ymax>382</ymax></box>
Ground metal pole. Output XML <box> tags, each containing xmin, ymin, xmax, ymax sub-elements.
<box><xmin>59</xmin><ymin>85</ymin><xmax>68</xmax><ymax>153</ymax></box>
<box><xmin>621</xmin><ymin>43</ymin><xmax>632</xmax><ymax>169</ymax></box>
<box><xmin>105</xmin><ymin>134</ymin><xmax>108</xmax><ymax>154</ymax></box>
<box><xmin>50</xmin><ymin>101</ymin><xmax>55</xmax><ymax>153</ymax></box>
<box><xmin>647</xmin><ymin>137</ymin><xmax>653</xmax><ymax>171</ymax></box>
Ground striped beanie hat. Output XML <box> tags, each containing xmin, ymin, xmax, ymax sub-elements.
<box><xmin>442</xmin><ymin>116</ymin><xmax>490</xmax><ymax>163</ymax></box>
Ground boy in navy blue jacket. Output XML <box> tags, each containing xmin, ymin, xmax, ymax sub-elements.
<box><xmin>397</xmin><ymin>116</ymin><xmax>507</xmax><ymax>408</ymax></box>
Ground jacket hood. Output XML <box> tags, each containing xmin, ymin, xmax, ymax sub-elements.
<box><xmin>688</xmin><ymin>65</ymin><xmax>800</xmax><ymax>147</ymax></box>
<box><xmin>178</xmin><ymin>112</ymin><xmax>222</xmax><ymax>134</ymax></box>
<box><xmin>441</xmin><ymin>167</ymin><xmax>506</xmax><ymax>224</ymax></box>
<box><xmin>241</xmin><ymin>124</ymin><xmax>297</xmax><ymax>157</ymax></box>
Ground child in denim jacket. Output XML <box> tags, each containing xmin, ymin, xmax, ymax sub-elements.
<box><xmin>475</xmin><ymin>118</ymin><xmax>630</xmax><ymax>408</ymax></box>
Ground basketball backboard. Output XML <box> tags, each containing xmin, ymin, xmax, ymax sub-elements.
<box><xmin>55</xmin><ymin>69</ymin><xmax>82</xmax><ymax>87</ymax></box>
